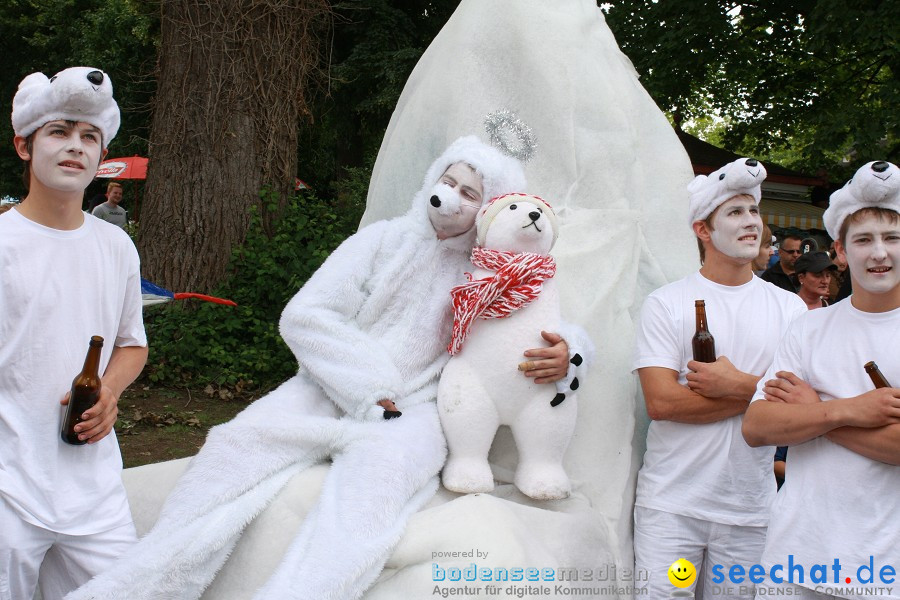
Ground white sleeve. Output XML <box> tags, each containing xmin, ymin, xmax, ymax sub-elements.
<box><xmin>278</xmin><ymin>222</ymin><xmax>405</xmax><ymax>420</ymax></box>
<box><xmin>632</xmin><ymin>293</ymin><xmax>682</xmax><ymax>373</ymax></box>
<box><xmin>751</xmin><ymin>316</ymin><xmax>805</xmax><ymax>403</ymax></box>
<box><xmin>115</xmin><ymin>240</ymin><xmax>147</xmax><ymax>348</ymax></box>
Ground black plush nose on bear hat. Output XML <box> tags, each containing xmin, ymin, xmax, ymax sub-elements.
<box><xmin>794</xmin><ymin>251</ymin><xmax>837</xmax><ymax>275</ymax></box>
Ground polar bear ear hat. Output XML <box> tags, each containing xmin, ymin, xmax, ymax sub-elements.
<box><xmin>476</xmin><ymin>193</ymin><xmax>558</xmax><ymax>249</ymax></box>
<box><xmin>420</xmin><ymin>135</ymin><xmax>526</xmax><ymax>207</ymax></box>
<box><xmin>686</xmin><ymin>157</ymin><xmax>767</xmax><ymax>226</ymax></box>
<box><xmin>823</xmin><ymin>161</ymin><xmax>900</xmax><ymax>240</ymax></box>
<box><xmin>11</xmin><ymin>67</ymin><xmax>120</xmax><ymax>148</ymax></box>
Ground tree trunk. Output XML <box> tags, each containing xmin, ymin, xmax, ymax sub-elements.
<box><xmin>139</xmin><ymin>0</ymin><xmax>331</xmax><ymax>292</ymax></box>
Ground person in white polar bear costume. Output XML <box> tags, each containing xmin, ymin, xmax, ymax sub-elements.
<box><xmin>66</xmin><ymin>136</ymin><xmax>573</xmax><ymax>600</ymax></box>
<box><xmin>439</xmin><ymin>193</ymin><xmax>587</xmax><ymax>500</ymax></box>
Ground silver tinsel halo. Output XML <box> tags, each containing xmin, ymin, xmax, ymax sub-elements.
<box><xmin>484</xmin><ymin>110</ymin><xmax>537</xmax><ymax>162</ymax></box>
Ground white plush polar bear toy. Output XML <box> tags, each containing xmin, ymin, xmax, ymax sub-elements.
<box><xmin>438</xmin><ymin>193</ymin><xmax>580</xmax><ymax>500</ymax></box>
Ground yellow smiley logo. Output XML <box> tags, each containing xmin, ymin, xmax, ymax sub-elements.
<box><xmin>667</xmin><ymin>558</ymin><xmax>697</xmax><ymax>588</ymax></box>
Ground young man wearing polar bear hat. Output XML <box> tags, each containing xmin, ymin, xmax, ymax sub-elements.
<box><xmin>0</xmin><ymin>67</ymin><xmax>147</xmax><ymax>599</ymax></box>
<box><xmin>68</xmin><ymin>136</ymin><xmax>573</xmax><ymax>600</ymax></box>
<box><xmin>632</xmin><ymin>157</ymin><xmax>806</xmax><ymax>599</ymax></box>
<box><xmin>743</xmin><ymin>160</ymin><xmax>900</xmax><ymax>600</ymax></box>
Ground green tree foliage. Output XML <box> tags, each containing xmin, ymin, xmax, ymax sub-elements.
<box><xmin>604</xmin><ymin>0</ymin><xmax>898</xmax><ymax>177</ymax></box>
<box><xmin>142</xmin><ymin>189</ymin><xmax>363</xmax><ymax>389</ymax></box>
<box><xmin>0</xmin><ymin>0</ymin><xmax>157</xmax><ymax>198</ymax></box>
<box><xmin>298</xmin><ymin>0</ymin><xmax>459</xmax><ymax>198</ymax></box>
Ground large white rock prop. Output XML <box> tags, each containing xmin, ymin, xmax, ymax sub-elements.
<box><xmin>109</xmin><ymin>1</ymin><xmax>698</xmax><ymax>598</ymax></box>
<box><xmin>362</xmin><ymin>0</ymin><xmax>698</xmax><ymax>595</ymax></box>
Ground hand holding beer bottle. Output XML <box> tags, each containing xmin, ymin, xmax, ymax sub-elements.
<box><xmin>61</xmin><ymin>336</ymin><xmax>103</xmax><ymax>445</ymax></box>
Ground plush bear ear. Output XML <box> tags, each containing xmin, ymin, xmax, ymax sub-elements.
<box><xmin>11</xmin><ymin>73</ymin><xmax>52</xmax><ymax>134</ymax></box>
<box><xmin>686</xmin><ymin>174</ymin><xmax>708</xmax><ymax>195</ymax></box>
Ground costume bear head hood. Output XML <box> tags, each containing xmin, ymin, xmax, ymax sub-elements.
<box><xmin>411</xmin><ymin>136</ymin><xmax>526</xmax><ymax>248</ymax></box>
<box><xmin>12</xmin><ymin>67</ymin><xmax>120</xmax><ymax>148</ymax></box>
<box><xmin>686</xmin><ymin>157</ymin><xmax>766</xmax><ymax>226</ymax></box>
<box><xmin>823</xmin><ymin>161</ymin><xmax>900</xmax><ymax>240</ymax></box>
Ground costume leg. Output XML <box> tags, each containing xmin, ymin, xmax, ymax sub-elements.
<box><xmin>508</xmin><ymin>395</ymin><xmax>576</xmax><ymax>499</ymax></box>
<box><xmin>253</xmin><ymin>402</ymin><xmax>447</xmax><ymax>600</ymax></box>
<box><xmin>701</xmin><ymin>522</ymin><xmax>766</xmax><ymax>600</ymax></box>
<box><xmin>66</xmin><ymin>375</ymin><xmax>343</xmax><ymax>600</ymax></box>
<box><xmin>0</xmin><ymin>496</ymin><xmax>54</xmax><ymax>600</ymax></box>
<box><xmin>38</xmin><ymin>521</ymin><xmax>136</xmax><ymax>599</ymax></box>
<box><xmin>633</xmin><ymin>506</ymin><xmax>709</xmax><ymax>599</ymax></box>
<box><xmin>438</xmin><ymin>361</ymin><xmax>499</xmax><ymax>493</ymax></box>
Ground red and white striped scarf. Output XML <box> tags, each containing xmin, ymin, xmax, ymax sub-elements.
<box><xmin>448</xmin><ymin>246</ymin><xmax>556</xmax><ymax>355</ymax></box>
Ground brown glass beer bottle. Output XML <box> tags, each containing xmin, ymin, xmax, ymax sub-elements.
<box><xmin>864</xmin><ymin>361</ymin><xmax>892</xmax><ymax>389</ymax></box>
<box><xmin>61</xmin><ymin>336</ymin><xmax>103</xmax><ymax>445</ymax></box>
<box><xmin>692</xmin><ymin>300</ymin><xmax>716</xmax><ymax>363</ymax></box>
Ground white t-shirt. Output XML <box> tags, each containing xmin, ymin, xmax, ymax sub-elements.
<box><xmin>752</xmin><ymin>299</ymin><xmax>900</xmax><ymax>600</ymax></box>
<box><xmin>0</xmin><ymin>209</ymin><xmax>147</xmax><ymax>535</ymax></box>
<box><xmin>633</xmin><ymin>271</ymin><xmax>806</xmax><ymax>526</ymax></box>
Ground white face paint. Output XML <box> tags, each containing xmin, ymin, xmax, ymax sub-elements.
<box><xmin>428</xmin><ymin>162</ymin><xmax>484</xmax><ymax>239</ymax></box>
<box><xmin>29</xmin><ymin>120</ymin><xmax>102</xmax><ymax>193</ymax></box>
<box><xmin>842</xmin><ymin>216</ymin><xmax>900</xmax><ymax>295</ymax></box>
<box><xmin>709</xmin><ymin>196</ymin><xmax>763</xmax><ymax>261</ymax></box>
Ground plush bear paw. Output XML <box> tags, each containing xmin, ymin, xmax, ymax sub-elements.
<box><xmin>514</xmin><ymin>463</ymin><xmax>571</xmax><ymax>500</ymax></box>
<box><xmin>442</xmin><ymin>457</ymin><xmax>495</xmax><ymax>494</ymax></box>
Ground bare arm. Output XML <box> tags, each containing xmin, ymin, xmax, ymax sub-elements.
<box><xmin>638</xmin><ymin>366</ymin><xmax>750</xmax><ymax>424</ymax></box>
<box><xmin>742</xmin><ymin>372</ymin><xmax>900</xmax><ymax>456</ymax></box>
<box><xmin>61</xmin><ymin>344</ymin><xmax>148</xmax><ymax>444</ymax></box>
<box><xmin>826</xmin><ymin>424</ymin><xmax>900</xmax><ymax>466</ymax></box>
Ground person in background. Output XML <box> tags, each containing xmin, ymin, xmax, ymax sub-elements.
<box><xmin>761</xmin><ymin>233</ymin><xmax>802</xmax><ymax>291</ymax></box>
<box><xmin>91</xmin><ymin>181</ymin><xmax>126</xmax><ymax>228</ymax></box>
<box><xmin>753</xmin><ymin>222</ymin><xmax>775</xmax><ymax>276</ymax></box>
<box><xmin>828</xmin><ymin>241</ymin><xmax>849</xmax><ymax>303</ymax></box>
<box><xmin>793</xmin><ymin>251</ymin><xmax>837</xmax><ymax>310</ymax></box>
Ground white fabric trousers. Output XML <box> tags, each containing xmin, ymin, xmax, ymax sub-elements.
<box><xmin>66</xmin><ymin>375</ymin><xmax>447</xmax><ymax>600</ymax></box>
<box><xmin>0</xmin><ymin>495</ymin><xmax>135</xmax><ymax>600</ymax></box>
<box><xmin>633</xmin><ymin>506</ymin><xmax>767</xmax><ymax>600</ymax></box>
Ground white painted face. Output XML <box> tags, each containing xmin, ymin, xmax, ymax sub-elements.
<box><xmin>841</xmin><ymin>215</ymin><xmax>900</xmax><ymax>295</ymax></box>
<box><xmin>29</xmin><ymin>120</ymin><xmax>103</xmax><ymax>193</ymax></box>
<box><xmin>428</xmin><ymin>162</ymin><xmax>484</xmax><ymax>239</ymax></box>
<box><xmin>709</xmin><ymin>196</ymin><xmax>763</xmax><ymax>260</ymax></box>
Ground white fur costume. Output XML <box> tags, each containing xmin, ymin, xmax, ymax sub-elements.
<box><xmin>66</xmin><ymin>137</ymin><xmax>525</xmax><ymax>600</ymax></box>
<box><xmin>439</xmin><ymin>194</ymin><xmax>582</xmax><ymax>500</ymax></box>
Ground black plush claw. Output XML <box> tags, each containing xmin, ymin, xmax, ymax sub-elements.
<box><xmin>570</xmin><ymin>377</ymin><xmax>580</xmax><ymax>391</ymax></box>
<box><xmin>570</xmin><ymin>353</ymin><xmax>583</xmax><ymax>366</ymax></box>
<box><xmin>383</xmin><ymin>410</ymin><xmax>402</xmax><ymax>420</ymax></box>
<box><xmin>551</xmin><ymin>393</ymin><xmax>566</xmax><ymax>407</ymax></box>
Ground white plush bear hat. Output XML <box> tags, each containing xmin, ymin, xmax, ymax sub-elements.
<box><xmin>686</xmin><ymin>157</ymin><xmax>767</xmax><ymax>226</ymax></box>
<box><xmin>476</xmin><ymin>193</ymin><xmax>558</xmax><ymax>249</ymax></box>
<box><xmin>420</xmin><ymin>135</ymin><xmax>526</xmax><ymax>204</ymax></box>
<box><xmin>11</xmin><ymin>67</ymin><xmax>120</xmax><ymax>147</ymax></box>
<box><xmin>823</xmin><ymin>161</ymin><xmax>900</xmax><ymax>240</ymax></box>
